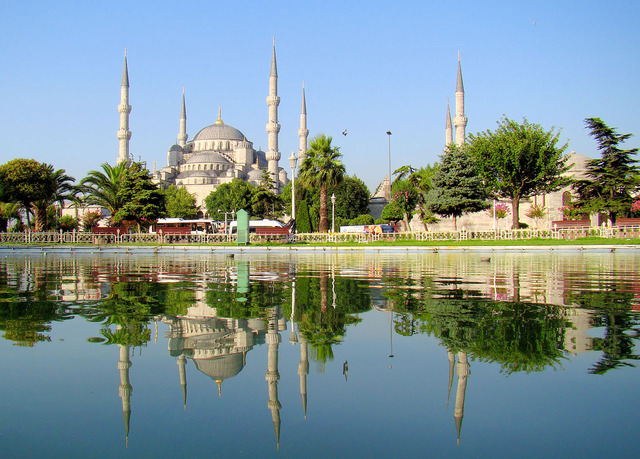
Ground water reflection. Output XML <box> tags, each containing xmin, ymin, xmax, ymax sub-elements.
<box><xmin>0</xmin><ymin>251</ymin><xmax>639</xmax><ymax>456</ymax></box>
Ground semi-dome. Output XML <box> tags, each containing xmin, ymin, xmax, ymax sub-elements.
<box><xmin>186</xmin><ymin>152</ymin><xmax>230</xmax><ymax>164</ymax></box>
<box><xmin>193</xmin><ymin>123</ymin><xmax>245</xmax><ymax>142</ymax></box>
<box><xmin>193</xmin><ymin>353</ymin><xmax>244</xmax><ymax>381</ymax></box>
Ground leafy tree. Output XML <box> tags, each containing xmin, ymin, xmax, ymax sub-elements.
<box><xmin>0</xmin><ymin>159</ymin><xmax>74</xmax><ymax>230</ymax></box>
<box><xmin>164</xmin><ymin>185</ymin><xmax>198</xmax><ymax>219</ymax></box>
<box><xmin>404</xmin><ymin>165</ymin><xmax>438</xmax><ymax>230</ymax></box>
<box><xmin>80</xmin><ymin>162</ymin><xmax>129</xmax><ymax>221</ymax></box>
<box><xmin>331</xmin><ymin>175</ymin><xmax>370</xmax><ymax>221</ymax></box>
<box><xmin>113</xmin><ymin>162</ymin><xmax>166</xmax><ymax>231</ymax></box>
<box><xmin>204</xmin><ymin>179</ymin><xmax>255</xmax><ymax>219</ymax></box>
<box><xmin>299</xmin><ymin>134</ymin><xmax>346</xmax><ymax>232</ymax></box>
<box><xmin>572</xmin><ymin>118</ymin><xmax>639</xmax><ymax>224</ymax></box>
<box><xmin>381</xmin><ymin>199</ymin><xmax>404</xmax><ymax>222</ymax></box>
<box><xmin>425</xmin><ymin>144</ymin><xmax>490</xmax><ymax>230</ymax></box>
<box><xmin>58</xmin><ymin>215</ymin><xmax>78</xmax><ymax>232</ymax></box>
<box><xmin>467</xmin><ymin>117</ymin><xmax>571</xmax><ymax>228</ymax></box>
<box><xmin>389</xmin><ymin>179</ymin><xmax>418</xmax><ymax>230</ymax></box>
<box><xmin>81</xmin><ymin>210</ymin><xmax>102</xmax><ymax>231</ymax></box>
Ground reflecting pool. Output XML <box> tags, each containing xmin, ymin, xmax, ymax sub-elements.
<box><xmin>0</xmin><ymin>249</ymin><xmax>638</xmax><ymax>458</ymax></box>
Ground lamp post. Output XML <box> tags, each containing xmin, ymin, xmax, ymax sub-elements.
<box><xmin>386</xmin><ymin>131</ymin><xmax>392</xmax><ymax>200</ymax></box>
<box><xmin>289</xmin><ymin>151</ymin><xmax>298</xmax><ymax>223</ymax></box>
<box><xmin>218</xmin><ymin>209</ymin><xmax>235</xmax><ymax>235</ymax></box>
<box><xmin>331</xmin><ymin>193</ymin><xmax>336</xmax><ymax>233</ymax></box>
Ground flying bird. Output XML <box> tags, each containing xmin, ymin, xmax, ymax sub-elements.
<box><xmin>342</xmin><ymin>129</ymin><xmax>347</xmax><ymax>136</ymax></box>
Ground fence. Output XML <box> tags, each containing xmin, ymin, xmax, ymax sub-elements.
<box><xmin>0</xmin><ymin>225</ymin><xmax>638</xmax><ymax>245</ymax></box>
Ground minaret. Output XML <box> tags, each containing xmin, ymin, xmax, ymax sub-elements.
<box><xmin>453</xmin><ymin>52</ymin><xmax>467</xmax><ymax>146</ymax></box>
<box><xmin>117</xmin><ymin>341</ymin><xmax>132</xmax><ymax>447</ymax></box>
<box><xmin>266</xmin><ymin>38</ymin><xmax>281</xmax><ymax>192</ymax></box>
<box><xmin>445</xmin><ymin>98</ymin><xmax>453</xmax><ymax>147</ymax></box>
<box><xmin>265</xmin><ymin>306</ymin><xmax>282</xmax><ymax>449</ymax></box>
<box><xmin>178</xmin><ymin>88</ymin><xmax>187</xmax><ymax>147</ymax></box>
<box><xmin>298</xmin><ymin>82</ymin><xmax>309</xmax><ymax>162</ymax></box>
<box><xmin>454</xmin><ymin>352</ymin><xmax>470</xmax><ymax>445</ymax></box>
<box><xmin>177</xmin><ymin>354</ymin><xmax>187</xmax><ymax>411</ymax></box>
<box><xmin>298</xmin><ymin>334</ymin><xmax>309</xmax><ymax>419</ymax></box>
<box><xmin>117</xmin><ymin>49</ymin><xmax>132</xmax><ymax>165</ymax></box>
<box><xmin>446</xmin><ymin>350</ymin><xmax>455</xmax><ymax>407</ymax></box>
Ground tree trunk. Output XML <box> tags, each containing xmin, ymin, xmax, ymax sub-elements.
<box><xmin>319</xmin><ymin>187</ymin><xmax>329</xmax><ymax>233</ymax></box>
<box><xmin>403</xmin><ymin>212</ymin><xmax>411</xmax><ymax>232</ymax></box>
<box><xmin>511</xmin><ymin>197</ymin><xmax>521</xmax><ymax>229</ymax></box>
<box><xmin>453</xmin><ymin>215</ymin><xmax>457</xmax><ymax>231</ymax></box>
<box><xmin>34</xmin><ymin>204</ymin><xmax>47</xmax><ymax>232</ymax></box>
<box><xmin>320</xmin><ymin>271</ymin><xmax>328</xmax><ymax>314</ymax></box>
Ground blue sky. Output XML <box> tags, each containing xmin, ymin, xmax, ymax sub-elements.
<box><xmin>1</xmin><ymin>0</ymin><xmax>638</xmax><ymax>192</ymax></box>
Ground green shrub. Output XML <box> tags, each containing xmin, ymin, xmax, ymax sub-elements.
<box><xmin>58</xmin><ymin>215</ymin><xmax>79</xmax><ymax>232</ymax></box>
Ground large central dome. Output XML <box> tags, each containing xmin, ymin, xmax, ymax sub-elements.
<box><xmin>193</xmin><ymin>122</ymin><xmax>245</xmax><ymax>142</ymax></box>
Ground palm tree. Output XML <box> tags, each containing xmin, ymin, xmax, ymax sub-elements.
<box><xmin>33</xmin><ymin>167</ymin><xmax>77</xmax><ymax>231</ymax></box>
<box><xmin>80</xmin><ymin>162</ymin><xmax>129</xmax><ymax>222</ymax></box>
<box><xmin>0</xmin><ymin>202</ymin><xmax>21</xmax><ymax>232</ymax></box>
<box><xmin>298</xmin><ymin>134</ymin><xmax>345</xmax><ymax>232</ymax></box>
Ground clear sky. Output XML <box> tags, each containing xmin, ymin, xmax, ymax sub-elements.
<box><xmin>1</xmin><ymin>0</ymin><xmax>638</xmax><ymax>192</ymax></box>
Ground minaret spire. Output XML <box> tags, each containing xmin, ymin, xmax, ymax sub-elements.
<box><xmin>453</xmin><ymin>52</ymin><xmax>467</xmax><ymax>146</ymax></box>
<box><xmin>454</xmin><ymin>352</ymin><xmax>470</xmax><ymax>445</ymax></box>
<box><xmin>266</xmin><ymin>38</ymin><xmax>281</xmax><ymax>193</ymax></box>
<box><xmin>298</xmin><ymin>81</ymin><xmax>309</xmax><ymax>162</ymax></box>
<box><xmin>178</xmin><ymin>88</ymin><xmax>187</xmax><ymax>147</ymax></box>
<box><xmin>445</xmin><ymin>98</ymin><xmax>453</xmax><ymax>147</ymax></box>
<box><xmin>266</xmin><ymin>306</ymin><xmax>282</xmax><ymax>450</ymax></box>
<box><xmin>117</xmin><ymin>49</ymin><xmax>132</xmax><ymax>164</ymax></box>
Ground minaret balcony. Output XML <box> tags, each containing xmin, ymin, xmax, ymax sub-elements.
<box><xmin>266</xmin><ymin>95</ymin><xmax>281</xmax><ymax>106</ymax></box>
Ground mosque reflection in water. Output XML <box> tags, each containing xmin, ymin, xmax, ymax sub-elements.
<box><xmin>1</xmin><ymin>251</ymin><xmax>639</xmax><ymax>451</ymax></box>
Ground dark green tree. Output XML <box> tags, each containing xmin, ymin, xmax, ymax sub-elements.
<box><xmin>467</xmin><ymin>117</ymin><xmax>571</xmax><ymax>228</ymax></box>
<box><xmin>331</xmin><ymin>175</ymin><xmax>371</xmax><ymax>221</ymax></box>
<box><xmin>299</xmin><ymin>134</ymin><xmax>346</xmax><ymax>232</ymax></box>
<box><xmin>0</xmin><ymin>202</ymin><xmax>21</xmax><ymax>232</ymax></box>
<box><xmin>251</xmin><ymin>171</ymin><xmax>284</xmax><ymax>219</ymax></box>
<box><xmin>113</xmin><ymin>162</ymin><xmax>166</xmax><ymax>231</ymax></box>
<box><xmin>32</xmin><ymin>167</ymin><xmax>77</xmax><ymax>231</ymax></box>
<box><xmin>425</xmin><ymin>144</ymin><xmax>490</xmax><ymax>230</ymax></box>
<box><xmin>572</xmin><ymin>118</ymin><xmax>639</xmax><ymax>224</ymax></box>
<box><xmin>204</xmin><ymin>178</ymin><xmax>254</xmax><ymax>219</ymax></box>
<box><xmin>296</xmin><ymin>199</ymin><xmax>313</xmax><ymax>232</ymax></box>
<box><xmin>164</xmin><ymin>185</ymin><xmax>198</xmax><ymax>219</ymax></box>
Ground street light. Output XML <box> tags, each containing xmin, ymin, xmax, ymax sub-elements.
<box><xmin>289</xmin><ymin>151</ymin><xmax>298</xmax><ymax>224</ymax></box>
<box><xmin>218</xmin><ymin>209</ymin><xmax>235</xmax><ymax>235</ymax></box>
<box><xmin>386</xmin><ymin>131</ymin><xmax>392</xmax><ymax>200</ymax></box>
<box><xmin>331</xmin><ymin>193</ymin><xmax>336</xmax><ymax>233</ymax></box>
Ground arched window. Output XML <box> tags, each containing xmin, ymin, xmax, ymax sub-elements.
<box><xmin>562</xmin><ymin>191</ymin><xmax>572</xmax><ymax>206</ymax></box>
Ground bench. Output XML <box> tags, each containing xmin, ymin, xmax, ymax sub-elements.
<box><xmin>158</xmin><ymin>227</ymin><xmax>192</xmax><ymax>235</ymax></box>
<box><xmin>614</xmin><ymin>218</ymin><xmax>640</xmax><ymax>228</ymax></box>
<box><xmin>91</xmin><ymin>227</ymin><xmax>128</xmax><ymax>235</ymax></box>
<box><xmin>255</xmin><ymin>227</ymin><xmax>291</xmax><ymax>236</ymax></box>
<box><xmin>551</xmin><ymin>220</ymin><xmax>591</xmax><ymax>229</ymax></box>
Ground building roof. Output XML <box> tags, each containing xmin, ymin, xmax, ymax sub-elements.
<box><xmin>192</xmin><ymin>123</ymin><xmax>245</xmax><ymax>142</ymax></box>
<box><xmin>186</xmin><ymin>152</ymin><xmax>230</xmax><ymax>164</ymax></box>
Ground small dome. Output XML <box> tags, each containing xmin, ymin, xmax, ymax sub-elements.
<box><xmin>193</xmin><ymin>123</ymin><xmax>245</xmax><ymax>142</ymax></box>
<box><xmin>247</xmin><ymin>168</ymin><xmax>264</xmax><ymax>181</ymax></box>
<box><xmin>169</xmin><ymin>144</ymin><xmax>183</xmax><ymax>152</ymax></box>
<box><xmin>177</xmin><ymin>170</ymin><xmax>213</xmax><ymax>180</ymax></box>
<box><xmin>187</xmin><ymin>152</ymin><xmax>230</xmax><ymax>164</ymax></box>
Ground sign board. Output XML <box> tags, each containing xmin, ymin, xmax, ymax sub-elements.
<box><xmin>236</xmin><ymin>209</ymin><xmax>250</xmax><ymax>245</ymax></box>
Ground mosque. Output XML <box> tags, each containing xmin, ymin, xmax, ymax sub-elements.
<box><xmin>115</xmin><ymin>41</ymin><xmax>309</xmax><ymax>210</ymax></box>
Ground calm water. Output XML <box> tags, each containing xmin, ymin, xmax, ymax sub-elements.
<box><xmin>0</xmin><ymin>249</ymin><xmax>638</xmax><ymax>458</ymax></box>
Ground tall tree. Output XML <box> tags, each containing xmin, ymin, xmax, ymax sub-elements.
<box><xmin>164</xmin><ymin>185</ymin><xmax>198</xmax><ymax>219</ymax></box>
<box><xmin>572</xmin><ymin>118</ymin><xmax>639</xmax><ymax>224</ymax></box>
<box><xmin>80</xmin><ymin>162</ymin><xmax>129</xmax><ymax>219</ymax></box>
<box><xmin>113</xmin><ymin>162</ymin><xmax>166</xmax><ymax>231</ymax></box>
<box><xmin>467</xmin><ymin>117</ymin><xmax>571</xmax><ymax>228</ymax></box>
<box><xmin>299</xmin><ymin>134</ymin><xmax>345</xmax><ymax>232</ymax></box>
<box><xmin>394</xmin><ymin>165</ymin><xmax>438</xmax><ymax>230</ymax></box>
<box><xmin>425</xmin><ymin>145</ymin><xmax>490</xmax><ymax>230</ymax></box>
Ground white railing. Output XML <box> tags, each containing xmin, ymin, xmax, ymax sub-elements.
<box><xmin>1</xmin><ymin>225</ymin><xmax>639</xmax><ymax>245</ymax></box>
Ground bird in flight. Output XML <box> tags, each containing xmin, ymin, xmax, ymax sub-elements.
<box><xmin>342</xmin><ymin>129</ymin><xmax>347</xmax><ymax>136</ymax></box>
